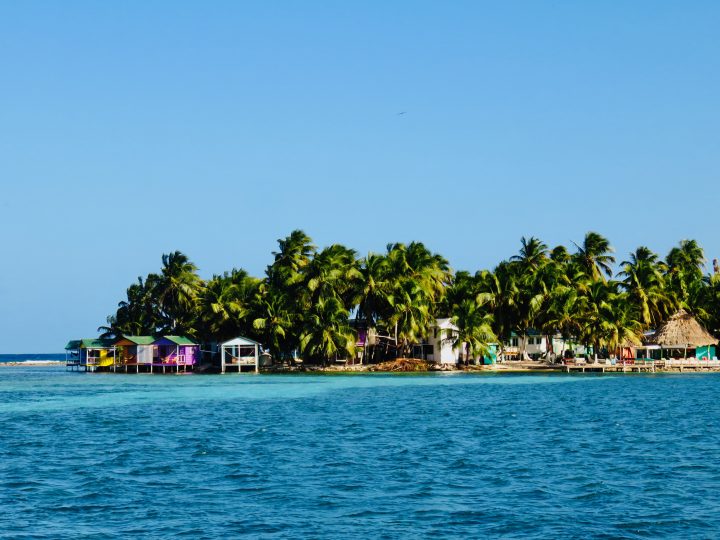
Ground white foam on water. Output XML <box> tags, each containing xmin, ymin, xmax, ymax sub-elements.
<box><xmin>0</xmin><ymin>372</ymin><xmax>598</xmax><ymax>414</ymax></box>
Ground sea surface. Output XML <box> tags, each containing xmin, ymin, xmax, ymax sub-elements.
<box><xmin>0</xmin><ymin>354</ymin><xmax>65</xmax><ymax>363</ymax></box>
<box><xmin>1</xmin><ymin>367</ymin><xmax>719</xmax><ymax>539</ymax></box>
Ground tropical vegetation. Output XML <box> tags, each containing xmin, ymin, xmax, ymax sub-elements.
<box><xmin>100</xmin><ymin>231</ymin><xmax>720</xmax><ymax>364</ymax></box>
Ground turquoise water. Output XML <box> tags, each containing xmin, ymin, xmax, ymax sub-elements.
<box><xmin>2</xmin><ymin>368</ymin><xmax>720</xmax><ymax>538</ymax></box>
<box><xmin>0</xmin><ymin>354</ymin><xmax>64</xmax><ymax>363</ymax></box>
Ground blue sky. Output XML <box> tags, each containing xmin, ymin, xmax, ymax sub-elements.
<box><xmin>1</xmin><ymin>2</ymin><xmax>719</xmax><ymax>352</ymax></box>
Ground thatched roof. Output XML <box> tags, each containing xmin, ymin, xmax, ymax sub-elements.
<box><xmin>650</xmin><ymin>309</ymin><xmax>718</xmax><ymax>348</ymax></box>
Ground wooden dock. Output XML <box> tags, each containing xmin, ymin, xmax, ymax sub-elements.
<box><xmin>564</xmin><ymin>363</ymin><xmax>656</xmax><ymax>373</ymax></box>
<box><xmin>563</xmin><ymin>360</ymin><xmax>720</xmax><ymax>373</ymax></box>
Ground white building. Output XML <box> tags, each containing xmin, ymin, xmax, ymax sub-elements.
<box><xmin>219</xmin><ymin>336</ymin><xmax>261</xmax><ymax>373</ymax></box>
<box><xmin>412</xmin><ymin>318</ymin><xmax>462</xmax><ymax>365</ymax></box>
<box><xmin>501</xmin><ymin>332</ymin><xmax>587</xmax><ymax>360</ymax></box>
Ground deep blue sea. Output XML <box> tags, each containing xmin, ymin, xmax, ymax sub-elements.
<box><xmin>1</xmin><ymin>367</ymin><xmax>719</xmax><ymax>539</ymax></box>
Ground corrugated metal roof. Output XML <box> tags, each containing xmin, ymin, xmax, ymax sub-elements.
<box><xmin>65</xmin><ymin>340</ymin><xmax>82</xmax><ymax>350</ymax></box>
<box><xmin>508</xmin><ymin>329</ymin><xmax>541</xmax><ymax>337</ymax></box>
<box><xmin>157</xmin><ymin>335</ymin><xmax>197</xmax><ymax>345</ymax></box>
<box><xmin>118</xmin><ymin>335</ymin><xmax>155</xmax><ymax>345</ymax></box>
<box><xmin>79</xmin><ymin>338</ymin><xmax>115</xmax><ymax>348</ymax></box>
<box><xmin>220</xmin><ymin>336</ymin><xmax>261</xmax><ymax>346</ymax></box>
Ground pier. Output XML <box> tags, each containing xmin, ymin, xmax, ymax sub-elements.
<box><xmin>563</xmin><ymin>359</ymin><xmax>720</xmax><ymax>373</ymax></box>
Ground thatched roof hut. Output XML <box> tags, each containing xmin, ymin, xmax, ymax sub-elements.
<box><xmin>650</xmin><ymin>309</ymin><xmax>718</xmax><ymax>348</ymax></box>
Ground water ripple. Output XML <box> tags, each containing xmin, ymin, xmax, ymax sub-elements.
<box><xmin>2</xmin><ymin>368</ymin><xmax>720</xmax><ymax>538</ymax></box>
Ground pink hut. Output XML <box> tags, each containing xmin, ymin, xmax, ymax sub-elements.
<box><xmin>151</xmin><ymin>336</ymin><xmax>199</xmax><ymax>373</ymax></box>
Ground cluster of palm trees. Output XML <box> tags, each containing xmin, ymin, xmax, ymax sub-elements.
<box><xmin>101</xmin><ymin>230</ymin><xmax>720</xmax><ymax>364</ymax></box>
<box><xmin>448</xmin><ymin>235</ymin><xmax>720</xmax><ymax>360</ymax></box>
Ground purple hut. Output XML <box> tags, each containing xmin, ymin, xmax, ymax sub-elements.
<box><xmin>151</xmin><ymin>336</ymin><xmax>199</xmax><ymax>373</ymax></box>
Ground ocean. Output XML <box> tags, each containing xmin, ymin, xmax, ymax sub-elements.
<box><xmin>0</xmin><ymin>354</ymin><xmax>65</xmax><ymax>363</ymax></box>
<box><xmin>1</xmin><ymin>367</ymin><xmax>719</xmax><ymax>538</ymax></box>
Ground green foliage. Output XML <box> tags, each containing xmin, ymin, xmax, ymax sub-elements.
<box><xmin>102</xmin><ymin>231</ymin><xmax>720</xmax><ymax>363</ymax></box>
<box><xmin>299</xmin><ymin>296</ymin><xmax>355</xmax><ymax>364</ymax></box>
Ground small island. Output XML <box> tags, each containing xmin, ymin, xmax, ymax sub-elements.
<box><xmin>66</xmin><ymin>231</ymin><xmax>719</xmax><ymax>375</ymax></box>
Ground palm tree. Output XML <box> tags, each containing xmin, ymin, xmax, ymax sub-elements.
<box><xmin>602</xmin><ymin>294</ymin><xmax>644</xmax><ymax>354</ymax></box>
<box><xmin>533</xmin><ymin>251</ymin><xmax>574</xmax><ymax>353</ymax></box>
<box><xmin>382</xmin><ymin>242</ymin><xmax>451</xmax><ymax>355</ymax></box>
<box><xmin>99</xmin><ymin>275</ymin><xmax>164</xmax><ymax>338</ymax></box>
<box><xmin>697</xmin><ymin>273</ymin><xmax>720</xmax><ymax>335</ymax></box>
<box><xmin>576</xmin><ymin>280</ymin><xmax>642</xmax><ymax>359</ymax></box>
<box><xmin>450</xmin><ymin>298</ymin><xmax>496</xmax><ymax>364</ymax></box>
<box><xmin>508</xmin><ymin>237</ymin><xmax>550</xmax><ymax>356</ymax></box>
<box><xmin>510</xmin><ymin>236</ymin><xmax>548</xmax><ymax>272</ymax></box>
<box><xmin>667</xmin><ymin>239</ymin><xmax>705</xmax><ymax>276</ymax></box>
<box><xmin>666</xmin><ymin>239</ymin><xmax>706</xmax><ymax>307</ymax></box>
<box><xmin>199</xmin><ymin>269</ymin><xmax>260</xmax><ymax>342</ymax></box>
<box><xmin>481</xmin><ymin>263</ymin><xmax>520</xmax><ymax>356</ymax></box>
<box><xmin>618</xmin><ymin>247</ymin><xmax>673</xmax><ymax>328</ymax></box>
<box><xmin>267</xmin><ymin>230</ymin><xmax>316</xmax><ymax>290</ymax></box>
<box><xmin>353</xmin><ymin>253</ymin><xmax>394</xmax><ymax>363</ymax></box>
<box><xmin>299</xmin><ymin>296</ymin><xmax>356</xmax><ymax>365</ymax></box>
<box><xmin>387</xmin><ymin>278</ymin><xmax>433</xmax><ymax>356</ymax></box>
<box><xmin>405</xmin><ymin>241</ymin><xmax>452</xmax><ymax>304</ymax></box>
<box><xmin>304</xmin><ymin>244</ymin><xmax>360</xmax><ymax>307</ymax></box>
<box><xmin>252</xmin><ymin>287</ymin><xmax>295</xmax><ymax>361</ymax></box>
<box><xmin>544</xmin><ymin>284</ymin><xmax>583</xmax><ymax>354</ymax></box>
<box><xmin>573</xmin><ymin>232</ymin><xmax>615</xmax><ymax>281</ymax></box>
<box><xmin>577</xmin><ymin>279</ymin><xmax>611</xmax><ymax>359</ymax></box>
<box><xmin>260</xmin><ymin>230</ymin><xmax>317</xmax><ymax>358</ymax></box>
<box><xmin>442</xmin><ymin>271</ymin><xmax>478</xmax><ymax>317</ymax></box>
<box><xmin>153</xmin><ymin>251</ymin><xmax>203</xmax><ymax>335</ymax></box>
<box><xmin>549</xmin><ymin>245</ymin><xmax>571</xmax><ymax>264</ymax></box>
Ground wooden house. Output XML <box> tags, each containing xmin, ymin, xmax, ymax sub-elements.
<box><xmin>114</xmin><ymin>336</ymin><xmax>154</xmax><ymax>372</ymax></box>
<box><xmin>65</xmin><ymin>339</ymin><xmax>117</xmax><ymax>371</ymax></box>
<box><xmin>151</xmin><ymin>336</ymin><xmax>199</xmax><ymax>372</ymax></box>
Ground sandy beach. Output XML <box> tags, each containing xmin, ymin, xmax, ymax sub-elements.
<box><xmin>0</xmin><ymin>361</ymin><xmax>64</xmax><ymax>367</ymax></box>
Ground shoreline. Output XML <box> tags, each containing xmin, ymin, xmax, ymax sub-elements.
<box><xmin>5</xmin><ymin>360</ymin><xmax>720</xmax><ymax>374</ymax></box>
<box><xmin>0</xmin><ymin>361</ymin><xmax>65</xmax><ymax>367</ymax></box>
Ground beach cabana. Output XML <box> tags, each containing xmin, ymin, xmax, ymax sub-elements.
<box><xmin>220</xmin><ymin>337</ymin><xmax>261</xmax><ymax>373</ymax></box>
<box><xmin>114</xmin><ymin>336</ymin><xmax>154</xmax><ymax>372</ymax></box>
<box><xmin>650</xmin><ymin>309</ymin><xmax>718</xmax><ymax>359</ymax></box>
<box><xmin>66</xmin><ymin>339</ymin><xmax>116</xmax><ymax>371</ymax></box>
<box><xmin>151</xmin><ymin>336</ymin><xmax>199</xmax><ymax>373</ymax></box>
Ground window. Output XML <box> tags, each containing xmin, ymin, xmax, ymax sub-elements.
<box><xmin>511</xmin><ymin>337</ymin><xmax>519</xmax><ymax>347</ymax></box>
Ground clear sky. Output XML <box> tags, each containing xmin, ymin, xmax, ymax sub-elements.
<box><xmin>1</xmin><ymin>1</ymin><xmax>719</xmax><ymax>353</ymax></box>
